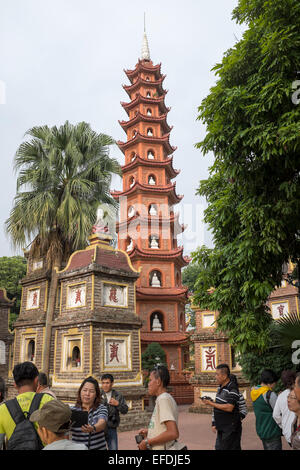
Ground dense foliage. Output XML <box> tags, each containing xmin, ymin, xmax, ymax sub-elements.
<box><xmin>238</xmin><ymin>321</ymin><xmax>300</xmax><ymax>390</ymax></box>
<box><xmin>142</xmin><ymin>342</ymin><xmax>167</xmax><ymax>385</ymax></box>
<box><xmin>0</xmin><ymin>256</ymin><xmax>27</xmax><ymax>328</ymax></box>
<box><xmin>193</xmin><ymin>0</ymin><xmax>300</xmax><ymax>352</ymax></box>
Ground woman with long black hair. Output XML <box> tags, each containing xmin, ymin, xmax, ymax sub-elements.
<box><xmin>71</xmin><ymin>376</ymin><xmax>108</xmax><ymax>450</ymax></box>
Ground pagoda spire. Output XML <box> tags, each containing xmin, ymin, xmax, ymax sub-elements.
<box><xmin>141</xmin><ymin>13</ymin><xmax>150</xmax><ymax>61</ymax></box>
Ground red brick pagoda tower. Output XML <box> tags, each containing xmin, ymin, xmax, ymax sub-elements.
<box><xmin>112</xmin><ymin>30</ymin><xmax>193</xmax><ymax>403</ymax></box>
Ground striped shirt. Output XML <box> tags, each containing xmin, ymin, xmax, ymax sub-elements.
<box><xmin>212</xmin><ymin>380</ymin><xmax>241</xmax><ymax>431</ymax></box>
<box><xmin>71</xmin><ymin>404</ymin><xmax>108</xmax><ymax>450</ymax></box>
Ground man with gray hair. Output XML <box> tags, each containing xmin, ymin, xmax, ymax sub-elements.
<box><xmin>37</xmin><ymin>372</ymin><xmax>56</xmax><ymax>398</ymax></box>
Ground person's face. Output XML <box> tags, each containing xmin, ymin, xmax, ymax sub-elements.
<box><xmin>215</xmin><ymin>369</ymin><xmax>227</xmax><ymax>385</ymax></box>
<box><xmin>80</xmin><ymin>382</ymin><xmax>97</xmax><ymax>406</ymax></box>
<box><xmin>287</xmin><ymin>390</ymin><xmax>300</xmax><ymax>413</ymax></box>
<box><xmin>101</xmin><ymin>379</ymin><xmax>113</xmax><ymax>393</ymax></box>
<box><xmin>148</xmin><ymin>372</ymin><xmax>160</xmax><ymax>396</ymax></box>
<box><xmin>294</xmin><ymin>378</ymin><xmax>300</xmax><ymax>402</ymax></box>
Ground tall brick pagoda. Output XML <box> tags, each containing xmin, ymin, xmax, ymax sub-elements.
<box><xmin>112</xmin><ymin>31</ymin><xmax>192</xmax><ymax>401</ymax></box>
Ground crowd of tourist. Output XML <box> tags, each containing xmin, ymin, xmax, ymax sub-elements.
<box><xmin>0</xmin><ymin>361</ymin><xmax>300</xmax><ymax>451</ymax></box>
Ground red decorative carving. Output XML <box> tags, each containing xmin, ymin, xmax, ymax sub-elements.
<box><xmin>75</xmin><ymin>289</ymin><xmax>82</xmax><ymax>304</ymax></box>
<box><xmin>32</xmin><ymin>291</ymin><xmax>38</xmax><ymax>307</ymax></box>
<box><xmin>205</xmin><ymin>347</ymin><xmax>216</xmax><ymax>370</ymax></box>
<box><xmin>109</xmin><ymin>342</ymin><xmax>119</xmax><ymax>362</ymax></box>
<box><xmin>109</xmin><ymin>287</ymin><xmax>118</xmax><ymax>303</ymax></box>
<box><xmin>277</xmin><ymin>304</ymin><xmax>285</xmax><ymax>317</ymax></box>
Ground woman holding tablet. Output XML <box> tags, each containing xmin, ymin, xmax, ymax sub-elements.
<box><xmin>71</xmin><ymin>376</ymin><xmax>108</xmax><ymax>450</ymax></box>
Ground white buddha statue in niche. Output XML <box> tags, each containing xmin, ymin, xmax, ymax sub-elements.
<box><xmin>152</xmin><ymin>314</ymin><xmax>163</xmax><ymax>332</ymax></box>
<box><xmin>129</xmin><ymin>177</ymin><xmax>135</xmax><ymax>188</ymax></box>
<box><xmin>148</xmin><ymin>176</ymin><xmax>156</xmax><ymax>185</ymax></box>
<box><xmin>128</xmin><ymin>206</ymin><xmax>135</xmax><ymax>218</ymax></box>
<box><xmin>126</xmin><ymin>238</ymin><xmax>133</xmax><ymax>252</ymax></box>
<box><xmin>147</xmin><ymin>129</ymin><xmax>153</xmax><ymax>136</ymax></box>
<box><xmin>151</xmin><ymin>272</ymin><xmax>161</xmax><ymax>287</ymax></box>
<box><xmin>147</xmin><ymin>151</ymin><xmax>155</xmax><ymax>160</ymax></box>
<box><xmin>150</xmin><ymin>236</ymin><xmax>159</xmax><ymax>249</ymax></box>
<box><xmin>149</xmin><ymin>205</ymin><xmax>157</xmax><ymax>216</ymax></box>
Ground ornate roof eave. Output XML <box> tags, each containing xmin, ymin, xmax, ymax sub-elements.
<box><xmin>122</xmin><ymin>75</ymin><xmax>166</xmax><ymax>97</ymax></box>
<box><xmin>117</xmin><ymin>131</ymin><xmax>177</xmax><ymax>155</ymax></box>
<box><xmin>116</xmin><ymin>212</ymin><xmax>185</xmax><ymax>234</ymax></box>
<box><xmin>118</xmin><ymin>111</ymin><xmax>172</xmax><ymax>134</ymax></box>
<box><xmin>141</xmin><ymin>331</ymin><xmax>188</xmax><ymax>344</ymax></box>
<box><xmin>120</xmin><ymin>92</ymin><xmax>170</xmax><ymax>116</ymax></box>
<box><xmin>124</xmin><ymin>61</ymin><xmax>162</xmax><ymax>83</ymax></box>
<box><xmin>136</xmin><ymin>286</ymin><xmax>188</xmax><ymax>301</ymax></box>
<box><xmin>111</xmin><ymin>181</ymin><xmax>183</xmax><ymax>204</ymax></box>
<box><xmin>128</xmin><ymin>245</ymin><xmax>189</xmax><ymax>267</ymax></box>
<box><xmin>120</xmin><ymin>154</ymin><xmax>180</xmax><ymax>179</ymax></box>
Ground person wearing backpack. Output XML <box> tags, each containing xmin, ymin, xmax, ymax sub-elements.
<box><xmin>0</xmin><ymin>361</ymin><xmax>54</xmax><ymax>450</ymax></box>
<box><xmin>251</xmin><ymin>369</ymin><xmax>282</xmax><ymax>450</ymax></box>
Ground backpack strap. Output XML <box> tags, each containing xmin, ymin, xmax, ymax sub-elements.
<box><xmin>5</xmin><ymin>399</ymin><xmax>26</xmax><ymax>425</ymax></box>
<box><xmin>266</xmin><ymin>390</ymin><xmax>272</xmax><ymax>407</ymax></box>
<box><xmin>28</xmin><ymin>393</ymin><xmax>44</xmax><ymax>416</ymax></box>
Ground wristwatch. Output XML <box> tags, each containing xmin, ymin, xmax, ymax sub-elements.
<box><xmin>144</xmin><ymin>438</ymin><xmax>151</xmax><ymax>450</ymax></box>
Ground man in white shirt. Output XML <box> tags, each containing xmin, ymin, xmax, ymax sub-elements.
<box><xmin>137</xmin><ymin>365</ymin><xmax>180</xmax><ymax>451</ymax></box>
<box><xmin>272</xmin><ymin>370</ymin><xmax>296</xmax><ymax>445</ymax></box>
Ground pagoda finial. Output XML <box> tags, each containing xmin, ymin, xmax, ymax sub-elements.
<box><xmin>141</xmin><ymin>13</ymin><xmax>150</xmax><ymax>61</ymax></box>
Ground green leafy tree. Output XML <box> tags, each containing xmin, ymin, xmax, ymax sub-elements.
<box><xmin>0</xmin><ymin>256</ymin><xmax>27</xmax><ymax>328</ymax></box>
<box><xmin>142</xmin><ymin>342</ymin><xmax>167</xmax><ymax>385</ymax></box>
<box><xmin>193</xmin><ymin>0</ymin><xmax>300</xmax><ymax>353</ymax></box>
<box><xmin>238</xmin><ymin>319</ymin><xmax>300</xmax><ymax>390</ymax></box>
<box><xmin>5</xmin><ymin>121</ymin><xmax>121</xmax><ymax>372</ymax></box>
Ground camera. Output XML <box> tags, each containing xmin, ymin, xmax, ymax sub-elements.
<box><xmin>135</xmin><ymin>434</ymin><xmax>144</xmax><ymax>444</ymax></box>
<box><xmin>201</xmin><ymin>396</ymin><xmax>213</xmax><ymax>401</ymax></box>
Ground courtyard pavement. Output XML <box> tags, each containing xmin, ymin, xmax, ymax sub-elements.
<box><xmin>119</xmin><ymin>405</ymin><xmax>291</xmax><ymax>451</ymax></box>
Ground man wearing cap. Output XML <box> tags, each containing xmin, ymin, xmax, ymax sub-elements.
<box><xmin>30</xmin><ymin>400</ymin><xmax>87</xmax><ymax>450</ymax></box>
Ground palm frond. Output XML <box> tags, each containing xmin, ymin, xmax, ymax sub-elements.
<box><xmin>275</xmin><ymin>311</ymin><xmax>300</xmax><ymax>350</ymax></box>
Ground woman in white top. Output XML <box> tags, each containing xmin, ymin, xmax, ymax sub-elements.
<box><xmin>272</xmin><ymin>370</ymin><xmax>296</xmax><ymax>445</ymax></box>
<box><xmin>137</xmin><ymin>366</ymin><xmax>179</xmax><ymax>450</ymax></box>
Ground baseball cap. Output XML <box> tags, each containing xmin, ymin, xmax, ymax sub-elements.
<box><xmin>30</xmin><ymin>399</ymin><xmax>72</xmax><ymax>433</ymax></box>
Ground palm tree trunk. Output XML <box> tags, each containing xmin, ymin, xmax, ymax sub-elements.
<box><xmin>42</xmin><ymin>258</ymin><xmax>61</xmax><ymax>375</ymax></box>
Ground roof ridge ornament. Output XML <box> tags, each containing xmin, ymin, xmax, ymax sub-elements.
<box><xmin>141</xmin><ymin>13</ymin><xmax>150</xmax><ymax>61</ymax></box>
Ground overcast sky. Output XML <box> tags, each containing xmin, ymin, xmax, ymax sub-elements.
<box><xmin>0</xmin><ymin>0</ymin><xmax>245</xmax><ymax>257</ymax></box>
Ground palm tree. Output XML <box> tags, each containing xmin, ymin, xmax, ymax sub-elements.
<box><xmin>5</xmin><ymin>121</ymin><xmax>121</xmax><ymax>374</ymax></box>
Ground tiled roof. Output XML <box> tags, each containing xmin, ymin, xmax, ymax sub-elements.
<box><xmin>59</xmin><ymin>239</ymin><xmax>139</xmax><ymax>275</ymax></box>
<box><xmin>141</xmin><ymin>331</ymin><xmax>188</xmax><ymax>344</ymax></box>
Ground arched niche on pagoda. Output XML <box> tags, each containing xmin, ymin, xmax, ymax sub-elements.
<box><xmin>149</xmin><ymin>269</ymin><xmax>162</xmax><ymax>287</ymax></box>
<box><xmin>147</xmin><ymin>127</ymin><xmax>154</xmax><ymax>137</ymax></box>
<box><xmin>148</xmin><ymin>203</ymin><xmax>158</xmax><ymax>216</ymax></box>
<box><xmin>132</xmin><ymin>129</ymin><xmax>138</xmax><ymax>138</ymax></box>
<box><xmin>149</xmin><ymin>234</ymin><xmax>159</xmax><ymax>249</ymax></box>
<box><xmin>126</xmin><ymin>236</ymin><xmax>133</xmax><ymax>252</ymax></box>
<box><xmin>146</xmin><ymin>91</ymin><xmax>151</xmax><ymax>98</ymax></box>
<box><xmin>148</xmin><ymin>174</ymin><xmax>156</xmax><ymax>185</ymax></box>
<box><xmin>146</xmin><ymin>108</ymin><xmax>152</xmax><ymax>116</ymax></box>
<box><xmin>147</xmin><ymin>149</ymin><xmax>155</xmax><ymax>160</ymax></box>
<box><xmin>129</xmin><ymin>176</ymin><xmax>135</xmax><ymax>188</ymax></box>
<box><xmin>27</xmin><ymin>339</ymin><xmax>35</xmax><ymax>362</ymax></box>
<box><xmin>128</xmin><ymin>205</ymin><xmax>136</xmax><ymax>218</ymax></box>
<box><xmin>179</xmin><ymin>312</ymin><xmax>185</xmax><ymax>331</ymax></box>
<box><xmin>149</xmin><ymin>311</ymin><xmax>166</xmax><ymax>332</ymax></box>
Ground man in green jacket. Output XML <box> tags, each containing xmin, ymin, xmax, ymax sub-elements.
<box><xmin>251</xmin><ymin>369</ymin><xmax>282</xmax><ymax>450</ymax></box>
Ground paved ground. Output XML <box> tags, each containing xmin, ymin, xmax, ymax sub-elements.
<box><xmin>119</xmin><ymin>406</ymin><xmax>291</xmax><ymax>450</ymax></box>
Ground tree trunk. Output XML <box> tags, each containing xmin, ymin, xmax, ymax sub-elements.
<box><xmin>42</xmin><ymin>259</ymin><xmax>61</xmax><ymax>376</ymax></box>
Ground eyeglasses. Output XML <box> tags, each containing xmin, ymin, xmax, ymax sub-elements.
<box><xmin>287</xmin><ymin>395</ymin><xmax>298</xmax><ymax>400</ymax></box>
